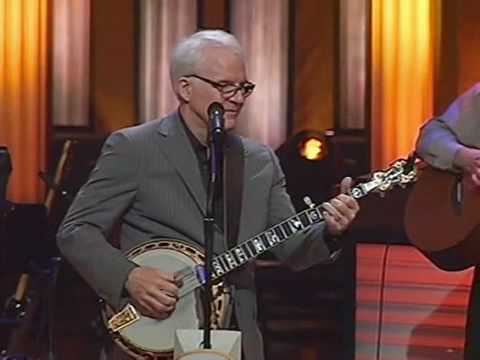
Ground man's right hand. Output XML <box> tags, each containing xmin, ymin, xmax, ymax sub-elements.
<box><xmin>454</xmin><ymin>146</ymin><xmax>480</xmax><ymax>188</ymax></box>
<box><xmin>125</xmin><ymin>266</ymin><xmax>180</xmax><ymax>320</ymax></box>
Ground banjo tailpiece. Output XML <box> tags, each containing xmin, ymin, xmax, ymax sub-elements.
<box><xmin>107</xmin><ymin>303</ymin><xmax>141</xmax><ymax>333</ymax></box>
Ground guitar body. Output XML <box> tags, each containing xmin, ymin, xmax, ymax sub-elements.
<box><xmin>405</xmin><ymin>166</ymin><xmax>480</xmax><ymax>271</ymax></box>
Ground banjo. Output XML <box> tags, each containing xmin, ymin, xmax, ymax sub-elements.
<box><xmin>103</xmin><ymin>158</ymin><xmax>416</xmax><ymax>359</ymax></box>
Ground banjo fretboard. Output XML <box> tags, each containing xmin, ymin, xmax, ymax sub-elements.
<box><xmin>199</xmin><ymin>177</ymin><xmax>380</xmax><ymax>283</ymax></box>
<box><xmin>209</xmin><ymin>205</ymin><xmax>324</xmax><ymax>280</ymax></box>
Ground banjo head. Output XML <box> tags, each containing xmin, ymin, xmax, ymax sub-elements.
<box><xmin>103</xmin><ymin>239</ymin><xmax>229</xmax><ymax>359</ymax></box>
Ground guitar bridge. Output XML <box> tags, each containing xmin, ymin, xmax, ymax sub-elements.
<box><xmin>107</xmin><ymin>303</ymin><xmax>140</xmax><ymax>333</ymax></box>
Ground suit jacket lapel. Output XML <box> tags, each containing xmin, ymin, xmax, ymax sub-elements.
<box><xmin>156</xmin><ymin>113</ymin><xmax>206</xmax><ymax>215</ymax></box>
<box><xmin>224</xmin><ymin>134</ymin><xmax>245</xmax><ymax>247</ymax></box>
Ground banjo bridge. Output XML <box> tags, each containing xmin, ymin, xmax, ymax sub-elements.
<box><xmin>195</xmin><ymin>265</ymin><xmax>206</xmax><ymax>285</ymax></box>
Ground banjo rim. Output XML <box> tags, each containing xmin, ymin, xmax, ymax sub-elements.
<box><xmin>101</xmin><ymin>238</ymin><xmax>229</xmax><ymax>359</ymax></box>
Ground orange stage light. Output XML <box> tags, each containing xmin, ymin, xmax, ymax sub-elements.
<box><xmin>299</xmin><ymin>137</ymin><xmax>326</xmax><ymax>161</ymax></box>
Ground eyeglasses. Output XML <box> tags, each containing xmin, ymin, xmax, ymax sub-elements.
<box><xmin>186</xmin><ymin>74</ymin><xmax>255</xmax><ymax>99</ymax></box>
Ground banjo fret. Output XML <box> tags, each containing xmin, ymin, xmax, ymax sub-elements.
<box><xmin>252</xmin><ymin>237</ymin><xmax>267</xmax><ymax>254</ymax></box>
<box><xmin>223</xmin><ymin>251</ymin><xmax>239</xmax><ymax>269</ymax></box>
<box><xmin>287</xmin><ymin>216</ymin><xmax>304</xmax><ymax>232</ymax></box>
<box><xmin>281</xmin><ymin>221</ymin><xmax>294</xmax><ymax>237</ymax></box>
<box><xmin>244</xmin><ymin>240</ymin><xmax>257</xmax><ymax>258</ymax></box>
<box><xmin>240</xmin><ymin>242</ymin><xmax>254</xmax><ymax>259</ymax></box>
<box><xmin>211</xmin><ymin>258</ymin><xmax>226</xmax><ymax>278</ymax></box>
<box><xmin>233</xmin><ymin>246</ymin><xmax>249</xmax><ymax>264</ymax></box>
<box><xmin>219</xmin><ymin>253</ymin><xmax>233</xmax><ymax>271</ymax></box>
<box><xmin>217</xmin><ymin>256</ymin><xmax>230</xmax><ymax>274</ymax></box>
<box><xmin>306</xmin><ymin>208</ymin><xmax>323</xmax><ymax>223</ymax></box>
<box><xmin>258</xmin><ymin>233</ymin><xmax>269</xmax><ymax>247</ymax></box>
<box><xmin>274</xmin><ymin>225</ymin><xmax>287</xmax><ymax>241</ymax></box>
<box><xmin>265</xmin><ymin>229</ymin><xmax>281</xmax><ymax>246</ymax></box>
<box><xmin>298</xmin><ymin>211</ymin><xmax>311</xmax><ymax>227</ymax></box>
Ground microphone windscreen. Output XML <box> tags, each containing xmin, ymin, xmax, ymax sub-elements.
<box><xmin>208</xmin><ymin>102</ymin><xmax>224</xmax><ymax>117</ymax></box>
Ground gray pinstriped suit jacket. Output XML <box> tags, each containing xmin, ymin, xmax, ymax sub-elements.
<box><xmin>57</xmin><ymin>112</ymin><xmax>332</xmax><ymax>360</ymax></box>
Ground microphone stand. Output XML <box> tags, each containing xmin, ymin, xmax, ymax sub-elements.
<box><xmin>203</xmin><ymin>128</ymin><xmax>224</xmax><ymax>349</ymax></box>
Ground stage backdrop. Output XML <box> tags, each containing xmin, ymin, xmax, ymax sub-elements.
<box><xmin>0</xmin><ymin>0</ymin><xmax>48</xmax><ymax>202</ymax></box>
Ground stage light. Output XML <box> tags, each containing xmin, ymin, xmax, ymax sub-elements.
<box><xmin>276</xmin><ymin>129</ymin><xmax>369</xmax><ymax>210</ymax></box>
<box><xmin>276</xmin><ymin>130</ymin><xmax>335</xmax><ymax>210</ymax></box>
<box><xmin>299</xmin><ymin>136</ymin><xmax>325</xmax><ymax>161</ymax></box>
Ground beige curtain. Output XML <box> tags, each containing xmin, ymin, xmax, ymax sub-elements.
<box><xmin>371</xmin><ymin>0</ymin><xmax>439</xmax><ymax>168</ymax></box>
<box><xmin>230</xmin><ymin>0</ymin><xmax>289</xmax><ymax>149</ymax></box>
<box><xmin>139</xmin><ymin>0</ymin><xmax>197</xmax><ymax>122</ymax></box>
<box><xmin>0</xmin><ymin>0</ymin><xmax>48</xmax><ymax>202</ymax></box>
<box><xmin>52</xmin><ymin>0</ymin><xmax>91</xmax><ymax>126</ymax></box>
<box><xmin>339</xmin><ymin>0</ymin><xmax>369</xmax><ymax>130</ymax></box>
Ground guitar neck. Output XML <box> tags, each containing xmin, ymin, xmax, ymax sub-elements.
<box><xmin>207</xmin><ymin>180</ymin><xmax>375</xmax><ymax>281</ymax></box>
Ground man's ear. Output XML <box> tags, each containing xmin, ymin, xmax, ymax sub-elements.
<box><xmin>176</xmin><ymin>77</ymin><xmax>192</xmax><ymax>102</ymax></box>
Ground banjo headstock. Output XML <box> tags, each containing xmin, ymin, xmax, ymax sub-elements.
<box><xmin>351</xmin><ymin>157</ymin><xmax>417</xmax><ymax>199</ymax></box>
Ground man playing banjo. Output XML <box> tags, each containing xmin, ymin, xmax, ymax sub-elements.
<box><xmin>57</xmin><ymin>30</ymin><xmax>359</xmax><ymax>360</ymax></box>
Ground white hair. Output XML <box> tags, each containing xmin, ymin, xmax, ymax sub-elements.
<box><xmin>169</xmin><ymin>30</ymin><xmax>244</xmax><ymax>83</ymax></box>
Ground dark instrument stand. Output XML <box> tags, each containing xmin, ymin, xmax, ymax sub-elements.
<box><xmin>2</xmin><ymin>172</ymin><xmax>68</xmax><ymax>360</ymax></box>
<box><xmin>0</xmin><ymin>146</ymin><xmax>27</xmax><ymax>360</ymax></box>
<box><xmin>33</xmin><ymin>257</ymin><xmax>62</xmax><ymax>360</ymax></box>
<box><xmin>0</xmin><ymin>201</ymin><xmax>26</xmax><ymax>360</ymax></box>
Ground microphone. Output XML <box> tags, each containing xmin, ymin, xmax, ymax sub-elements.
<box><xmin>207</xmin><ymin>102</ymin><xmax>225</xmax><ymax>143</ymax></box>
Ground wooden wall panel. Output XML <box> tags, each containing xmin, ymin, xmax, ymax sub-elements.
<box><xmin>457</xmin><ymin>0</ymin><xmax>480</xmax><ymax>95</ymax></box>
<box><xmin>292</xmin><ymin>0</ymin><xmax>337</xmax><ymax>135</ymax></box>
<box><xmin>52</xmin><ymin>0</ymin><xmax>91</xmax><ymax>127</ymax></box>
<box><xmin>91</xmin><ymin>0</ymin><xmax>137</xmax><ymax>134</ymax></box>
<box><xmin>198</xmin><ymin>0</ymin><xmax>228</xmax><ymax>30</ymax></box>
<box><xmin>435</xmin><ymin>0</ymin><xmax>480</xmax><ymax>114</ymax></box>
<box><xmin>434</xmin><ymin>0</ymin><xmax>458</xmax><ymax>114</ymax></box>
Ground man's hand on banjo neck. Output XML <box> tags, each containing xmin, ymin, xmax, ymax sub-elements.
<box><xmin>125</xmin><ymin>266</ymin><xmax>181</xmax><ymax>320</ymax></box>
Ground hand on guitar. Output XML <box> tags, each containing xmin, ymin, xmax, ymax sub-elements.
<box><xmin>125</xmin><ymin>266</ymin><xmax>181</xmax><ymax>320</ymax></box>
<box><xmin>454</xmin><ymin>146</ymin><xmax>480</xmax><ymax>188</ymax></box>
<box><xmin>322</xmin><ymin>177</ymin><xmax>360</xmax><ymax>237</ymax></box>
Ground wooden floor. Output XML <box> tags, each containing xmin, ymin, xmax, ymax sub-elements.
<box><xmin>356</xmin><ymin>244</ymin><xmax>473</xmax><ymax>360</ymax></box>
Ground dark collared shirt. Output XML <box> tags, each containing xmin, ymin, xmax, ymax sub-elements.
<box><xmin>179</xmin><ymin>113</ymin><xmax>224</xmax><ymax>232</ymax></box>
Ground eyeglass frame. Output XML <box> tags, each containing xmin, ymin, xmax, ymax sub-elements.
<box><xmin>185</xmin><ymin>74</ymin><xmax>256</xmax><ymax>99</ymax></box>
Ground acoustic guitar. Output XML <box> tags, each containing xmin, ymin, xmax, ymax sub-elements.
<box><xmin>405</xmin><ymin>165</ymin><xmax>480</xmax><ymax>271</ymax></box>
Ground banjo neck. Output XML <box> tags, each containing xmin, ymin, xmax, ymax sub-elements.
<box><xmin>195</xmin><ymin>176</ymin><xmax>383</xmax><ymax>286</ymax></box>
<box><xmin>208</xmin><ymin>203</ymin><xmax>325</xmax><ymax>281</ymax></box>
